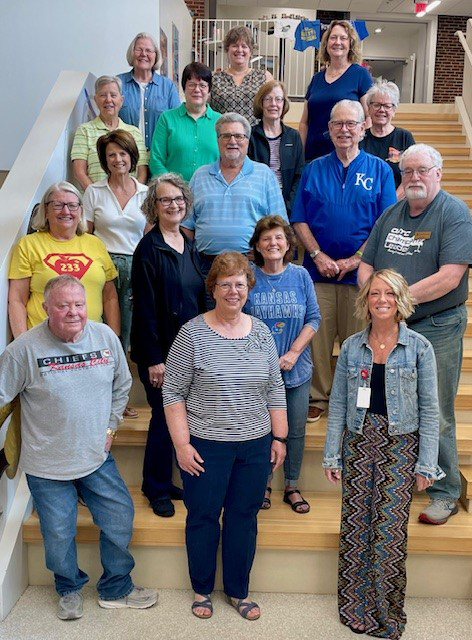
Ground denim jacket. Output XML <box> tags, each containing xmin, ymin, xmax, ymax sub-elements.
<box><xmin>323</xmin><ymin>323</ymin><xmax>445</xmax><ymax>480</ymax></box>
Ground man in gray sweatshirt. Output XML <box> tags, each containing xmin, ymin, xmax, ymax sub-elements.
<box><xmin>0</xmin><ymin>275</ymin><xmax>157</xmax><ymax>620</ymax></box>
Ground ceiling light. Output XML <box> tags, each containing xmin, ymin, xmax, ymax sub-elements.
<box><xmin>426</xmin><ymin>0</ymin><xmax>441</xmax><ymax>12</ymax></box>
<box><xmin>375</xmin><ymin>28</ymin><xmax>382</xmax><ymax>33</ymax></box>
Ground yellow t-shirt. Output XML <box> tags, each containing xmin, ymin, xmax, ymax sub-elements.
<box><xmin>9</xmin><ymin>232</ymin><xmax>117</xmax><ymax>327</ymax></box>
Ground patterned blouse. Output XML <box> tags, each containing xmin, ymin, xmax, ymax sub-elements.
<box><xmin>210</xmin><ymin>69</ymin><xmax>267</xmax><ymax>125</ymax></box>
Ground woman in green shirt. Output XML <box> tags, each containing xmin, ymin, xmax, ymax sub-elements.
<box><xmin>150</xmin><ymin>63</ymin><xmax>220</xmax><ymax>181</ymax></box>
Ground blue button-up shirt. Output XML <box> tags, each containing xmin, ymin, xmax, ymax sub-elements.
<box><xmin>323</xmin><ymin>323</ymin><xmax>445</xmax><ymax>480</ymax></box>
<box><xmin>183</xmin><ymin>157</ymin><xmax>287</xmax><ymax>255</ymax></box>
<box><xmin>117</xmin><ymin>71</ymin><xmax>180</xmax><ymax>149</ymax></box>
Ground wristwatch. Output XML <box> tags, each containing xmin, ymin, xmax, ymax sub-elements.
<box><xmin>272</xmin><ymin>435</ymin><xmax>288</xmax><ymax>444</ymax></box>
<box><xmin>309</xmin><ymin>249</ymin><xmax>321</xmax><ymax>260</ymax></box>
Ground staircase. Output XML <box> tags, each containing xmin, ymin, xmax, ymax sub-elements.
<box><xmin>22</xmin><ymin>105</ymin><xmax>472</xmax><ymax>599</ymax></box>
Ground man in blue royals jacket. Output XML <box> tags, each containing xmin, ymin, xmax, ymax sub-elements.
<box><xmin>292</xmin><ymin>99</ymin><xmax>396</xmax><ymax>423</ymax></box>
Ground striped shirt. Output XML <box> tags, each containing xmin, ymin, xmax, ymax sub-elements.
<box><xmin>162</xmin><ymin>314</ymin><xmax>286</xmax><ymax>441</ymax></box>
<box><xmin>71</xmin><ymin>116</ymin><xmax>149</xmax><ymax>184</ymax></box>
<box><xmin>183</xmin><ymin>157</ymin><xmax>287</xmax><ymax>255</ymax></box>
<box><xmin>267</xmin><ymin>135</ymin><xmax>283</xmax><ymax>188</ymax></box>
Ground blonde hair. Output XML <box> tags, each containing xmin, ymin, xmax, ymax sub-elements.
<box><xmin>319</xmin><ymin>20</ymin><xmax>362</xmax><ymax>66</ymax></box>
<box><xmin>32</xmin><ymin>182</ymin><xmax>87</xmax><ymax>235</ymax></box>
<box><xmin>356</xmin><ymin>269</ymin><xmax>415</xmax><ymax>322</ymax></box>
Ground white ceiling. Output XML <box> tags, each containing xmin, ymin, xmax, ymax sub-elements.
<box><xmin>216</xmin><ymin>0</ymin><xmax>472</xmax><ymax>17</ymax></box>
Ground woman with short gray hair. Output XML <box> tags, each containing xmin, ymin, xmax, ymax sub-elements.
<box><xmin>117</xmin><ymin>32</ymin><xmax>180</xmax><ymax>150</ymax></box>
<box><xmin>71</xmin><ymin>75</ymin><xmax>149</xmax><ymax>190</ymax></box>
<box><xmin>360</xmin><ymin>80</ymin><xmax>415</xmax><ymax>197</ymax></box>
<box><xmin>130</xmin><ymin>173</ymin><xmax>206</xmax><ymax>518</ymax></box>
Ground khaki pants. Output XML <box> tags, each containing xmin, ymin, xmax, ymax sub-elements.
<box><xmin>311</xmin><ymin>283</ymin><xmax>365</xmax><ymax>410</ymax></box>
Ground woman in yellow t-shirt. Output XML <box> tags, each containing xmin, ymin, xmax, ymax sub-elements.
<box><xmin>8</xmin><ymin>181</ymin><xmax>119</xmax><ymax>338</ymax></box>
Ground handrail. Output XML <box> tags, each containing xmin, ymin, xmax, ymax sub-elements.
<box><xmin>0</xmin><ymin>69</ymin><xmax>96</xmax><ymax>621</ymax></box>
<box><xmin>455</xmin><ymin>29</ymin><xmax>472</xmax><ymax>68</ymax></box>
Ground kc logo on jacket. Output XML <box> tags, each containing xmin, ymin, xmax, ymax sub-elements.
<box><xmin>43</xmin><ymin>253</ymin><xmax>93</xmax><ymax>279</ymax></box>
<box><xmin>354</xmin><ymin>173</ymin><xmax>373</xmax><ymax>191</ymax></box>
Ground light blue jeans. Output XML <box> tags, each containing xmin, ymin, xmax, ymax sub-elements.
<box><xmin>110</xmin><ymin>253</ymin><xmax>133</xmax><ymax>353</ymax></box>
<box><xmin>408</xmin><ymin>304</ymin><xmax>467</xmax><ymax>501</ymax></box>
<box><xmin>268</xmin><ymin>379</ymin><xmax>310</xmax><ymax>487</ymax></box>
<box><xmin>26</xmin><ymin>453</ymin><xmax>135</xmax><ymax>598</ymax></box>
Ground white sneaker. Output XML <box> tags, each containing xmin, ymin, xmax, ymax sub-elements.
<box><xmin>57</xmin><ymin>592</ymin><xmax>83</xmax><ymax>620</ymax></box>
<box><xmin>418</xmin><ymin>499</ymin><xmax>459</xmax><ymax>525</ymax></box>
<box><xmin>98</xmin><ymin>586</ymin><xmax>158</xmax><ymax>609</ymax></box>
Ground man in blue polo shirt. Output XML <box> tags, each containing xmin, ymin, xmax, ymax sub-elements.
<box><xmin>182</xmin><ymin>112</ymin><xmax>287</xmax><ymax>275</ymax></box>
<box><xmin>292</xmin><ymin>99</ymin><xmax>396</xmax><ymax>422</ymax></box>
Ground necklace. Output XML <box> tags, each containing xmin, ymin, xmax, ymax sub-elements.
<box><xmin>370</xmin><ymin>331</ymin><xmax>398</xmax><ymax>350</ymax></box>
<box><xmin>260</xmin><ymin>266</ymin><xmax>286</xmax><ymax>293</ymax></box>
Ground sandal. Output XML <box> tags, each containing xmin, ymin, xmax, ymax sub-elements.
<box><xmin>123</xmin><ymin>406</ymin><xmax>139</xmax><ymax>419</ymax></box>
<box><xmin>260</xmin><ymin>486</ymin><xmax>272</xmax><ymax>510</ymax></box>
<box><xmin>227</xmin><ymin>596</ymin><xmax>260</xmax><ymax>620</ymax></box>
<box><xmin>191</xmin><ymin>595</ymin><xmax>213</xmax><ymax>619</ymax></box>
<box><xmin>346</xmin><ymin>623</ymin><xmax>365</xmax><ymax>634</ymax></box>
<box><xmin>283</xmin><ymin>489</ymin><xmax>310</xmax><ymax>514</ymax></box>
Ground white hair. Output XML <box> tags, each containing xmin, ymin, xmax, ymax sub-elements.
<box><xmin>399</xmin><ymin>143</ymin><xmax>443</xmax><ymax>170</ymax></box>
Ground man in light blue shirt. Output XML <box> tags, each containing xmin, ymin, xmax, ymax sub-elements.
<box><xmin>182</xmin><ymin>113</ymin><xmax>287</xmax><ymax>273</ymax></box>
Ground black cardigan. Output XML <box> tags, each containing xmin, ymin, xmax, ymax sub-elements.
<box><xmin>130</xmin><ymin>226</ymin><xmax>206</xmax><ymax>367</ymax></box>
<box><xmin>248</xmin><ymin>122</ymin><xmax>305</xmax><ymax>216</ymax></box>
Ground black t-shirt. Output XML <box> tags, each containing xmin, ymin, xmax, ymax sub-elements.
<box><xmin>360</xmin><ymin>127</ymin><xmax>415</xmax><ymax>188</ymax></box>
<box><xmin>369</xmin><ymin>363</ymin><xmax>387</xmax><ymax>416</ymax></box>
<box><xmin>171</xmin><ymin>245</ymin><xmax>204</xmax><ymax>324</ymax></box>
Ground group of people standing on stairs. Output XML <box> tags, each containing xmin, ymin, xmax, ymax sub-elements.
<box><xmin>1</xmin><ymin>17</ymin><xmax>471</xmax><ymax>640</ymax></box>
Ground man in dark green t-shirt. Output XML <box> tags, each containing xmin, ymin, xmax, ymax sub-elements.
<box><xmin>359</xmin><ymin>143</ymin><xmax>472</xmax><ymax>525</ymax></box>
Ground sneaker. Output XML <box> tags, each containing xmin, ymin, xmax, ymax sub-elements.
<box><xmin>418</xmin><ymin>499</ymin><xmax>459</xmax><ymax>525</ymax></box>
<box><xmin>57</xmin><ymin>592</ymin><xmax>83</xmax><ymax>620</ymax></box>
<box><xmin>98</xmin><ymin>586</ymin><xmax>158</xmax><ymax>609</ymax></box>
<box><xmin>307</xmin><ymin>406</ymin><xmax>324</xmax><ymax>423</ymax></box>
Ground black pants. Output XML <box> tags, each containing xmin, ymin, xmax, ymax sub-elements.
<box><xmin>138</xmin><ymin>364</ymin><xmax>174</xmax><ymax>502</ymax></box>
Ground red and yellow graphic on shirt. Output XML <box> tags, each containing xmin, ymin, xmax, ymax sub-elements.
<box><xmin>387</xmin><ymin>147</ymin><xmax>401</xmax><ymax>164</ymax></box>
<box><xmin>43</xmin><ymin>253</ymin><xmax>93</xmax><ymax>279</ymax></box>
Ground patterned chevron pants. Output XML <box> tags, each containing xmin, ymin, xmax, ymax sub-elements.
<box><xmin>338</xmin><ymin>413</ymin><xmax>418</xmax><ymax>639</ymax></box>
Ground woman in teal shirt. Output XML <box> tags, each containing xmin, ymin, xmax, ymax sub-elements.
<box><xmin>150</xmin><ymin>63</ymin><xmax>220</xmax><ymax>181</ymax></box>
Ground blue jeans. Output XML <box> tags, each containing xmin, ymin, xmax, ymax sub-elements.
<box><xmin>110</xmin><ymin>253</ymin><xmax>133</xmax><ymax>353</ymax></box>
<box><xmin>182</xmin><ymin>433</ymin><xmax>271</xmax><ymax>598</ymax></box>
<box><xmin>26</xmin><ymin>453</ymin><xmax>135</xmax><ymax>599</ymax></box>
<box><xmin>284</xmin><ymin>379</ymin><xmax>310</xmax><ymax>486</ymax></box>
<box><xmin>408</xmin><ymin>304</ymin><xmax>467</xmax><ymax>501</ymax></box>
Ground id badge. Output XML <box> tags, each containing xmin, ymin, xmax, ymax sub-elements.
<box><xmin>357</xmin><ymin>386</ymin><xmax>371</xmax><ymax>408</ymax></box>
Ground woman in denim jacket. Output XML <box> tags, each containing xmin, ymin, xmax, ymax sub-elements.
<box><xmin>323</xmin><ymin>269</ymin><xmax>444</xmax><ymax>639</ymax></box>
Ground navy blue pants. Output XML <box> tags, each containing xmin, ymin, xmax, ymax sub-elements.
<box><xmin>182</xmin><ymin>433</ymin><xmax>271</xmax><ymax>598</ymax></box>
<box><xmin>138</xmin><ymin>364</ymin><xmax>174</xmax><ymax>502</ymax></box>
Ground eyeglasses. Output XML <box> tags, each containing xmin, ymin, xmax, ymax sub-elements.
<box><xmin>370</xmin><ymin>102</ymin><xmax>395</xmax><ymax>111</ymax></box>
<box><xmin>400</xmin><ymin>166</ymin><xmax>436</xmax><ymax>178</ymax></box>
<box><xmin>329</xmin><ymin>120</ymin><xmax>362</xmax><ymax>130</ymax></box>
<box><xmin>46</xmin><ymin>201</ymin><xmax>81</xmax><ymax>211</ymax></box>
<box><xmin>134</xmin><ymin>47</ymin><xmax>155</xmax><ymax>56</ymax></box>
<box><xmin>157</xmin><ymin>196</ymin><xmax>186</xmax><ymax>206</ymax></box>
<box><xmin>329</xmin><ymin>35</ymin><xmax>349</xmax><ymax>42</ymax></box>
<box><xmin>218</xmin><ymin>133</ymin><xmax>248</xmax><ymax>141</ymax></box>
<box><xmin>186</xmin><ymin>81</ymin><xmax>209</xmax><ymax>91</ymax></box>
<box><xmin>215</xmin><ymin>282</ymin><xmax>248</xmax><ymax>292</ymax></box>
<box><xmin>263</xmin><ymin>96</ymin><xmax>284</xmax><ymax>104</ymax></box>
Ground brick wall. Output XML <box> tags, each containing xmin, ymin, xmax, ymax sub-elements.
<box><xmin>184</xmin><ymin>0</ymin><xmax>205</xmax><ymax>48</ymax></box>
<box><xmin>433</xmin><ymin>15</ymin><xmax>468</xmax><ymax>103</ymax></box>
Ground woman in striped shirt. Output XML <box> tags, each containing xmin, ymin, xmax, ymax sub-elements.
<box><xmin>163</xmin><ymin>252</ymin><xmax>288</xmax><ymax>621</ymax></box>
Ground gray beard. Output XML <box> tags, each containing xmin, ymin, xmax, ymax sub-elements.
<box><xmin>405</xmin><ymin>185</ymin><xmax>427</xmax><ymax>200</ymax></box>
